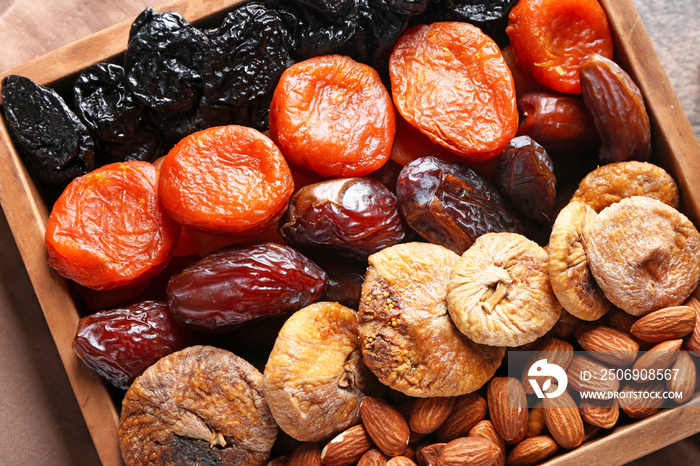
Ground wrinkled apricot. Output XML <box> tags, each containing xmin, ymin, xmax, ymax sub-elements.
<box><xmin>269</xmin><ymin>54</ymin><xmax>395</xmax><ymax>178</ymax></box>
<box><xmin>506</xmin><ymin>0</ymin><xmax>614</xmax><ymax>94</ymax></box>
<box><xmin>158</xmin><ymin>125</ymin><xmax>294</xmax><ymax>234</ymax></box>
<box><xmin>389</xmin><ymin>21</ymin><xmax>518</xmax><ymax>162</ymax></box>
<box><xmin>45</xmin><ymin>161</ymin><xmax>180</xmax><ymax>291</ymax></box>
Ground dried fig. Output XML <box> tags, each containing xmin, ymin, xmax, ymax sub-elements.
<box><xmin>358</xmin><ymin>242</ymin><xmax>505</xmax><ymax>397</ymax></box>
<box><xmin>548</xmin><ymin>201</ymin><xmax>611</xmax><ymax>321</ymax></box>
<box><xmin>263</xmin><ymin>302</ymin><xmax>378</xmax><ymax>442</ymax></box>
<box><xmin>583</xmin><ymin>196</ymin><xmax>700</xmax><ymax>316</ymax></box>
<box><xmin>447</xmin><ymin>232</ymin><xmax>562</xmax><ymax>347</ymax></box>
<box><xmin>119</xmin><ymin>345</ymin><xmax>277</xmax><ymax>465</ymax></box>
<box><xmin>579</xmin><ymin>54</ymin><xmax>651</xmax><ymax>164</ymax></box>
<box><xmin>570</xmin><ymin>161</ymin><xmax>679</xmax><ymax>213</ymax></box>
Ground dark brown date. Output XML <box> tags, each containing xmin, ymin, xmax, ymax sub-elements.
<box><xmin>72</xmin><ymin>300</ymin><xmax>190</xmax><ymax>390</ymax></box>
<box><xmin>493</xmin><ymin>136</ymin><xmax>556</xmax><ymax>222</ymax></box>
<box><xmin>396</xmin><ymin>156</ymin><xmax>523</xmax><ymax>254</ymax></box>
<box><xmin>166</xmin><ymin>242</ymin><xmax>327</xmax><ymax>332</ymax></box>
<box><xmin>278</xmin><ymin>177</ymin><xmax>407</xmax><ymax>259</ymax></box>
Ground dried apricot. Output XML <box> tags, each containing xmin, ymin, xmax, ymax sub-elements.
<box><xmin>45</xmin><ymin>161</ymin><xmax>180</xmax><ymax>291</ymax></box>
<box><xmin>119</xmin><ymin>345</ymin><xmax>278</xmax><ymax>465</ymax></box>
<box><xmin>583</xmin><ymin>196</ymin><xmax>700</xmax><ymax>316</ymax></box>
<box><xmin>268</xmin><ymin>54</ymin><xmax>395</xmax><ymax>178</ymax></box>
<box><xmin>506</xmin><ymin>0</ymin><xmax>614</xmax><ymax>94</ymax></box>
<box><xmin>389</xmin><ymin>21</ymin><xmax>518</xmax><ymax>162</ymax></box>
<box><xmin>263</xmin><ymin>302</ymin><xmax>379</xmax><ymax>442</ymax></box>
<box><xmin>358</xmin><ymin>242</ymin><xmax>505</xmax><ymax>397</ymax></box>
<box><xmin>447</xmin><ymin>232</ymin><xmax>562</xmax><ymax>347</ymax></box>
<box><xmin>158</xmin><ymin>125</ymin><xmax>294</xmax><ymax>234</ymax></box>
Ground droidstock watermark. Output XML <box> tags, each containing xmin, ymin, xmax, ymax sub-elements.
<box><xmin>507</xmin><ymin>351</ymin><xmax>692</xmax><ymax>409</ymax></box>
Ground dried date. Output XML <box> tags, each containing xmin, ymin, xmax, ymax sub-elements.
<box><xmin>493</xmin><ymin>135</ymin><xmax>556</xmax><ymax>221</ymax></box>
<box><xmin>2</xmin><ymin>75</ymin><xmax>95</xmax><ymax>183</ymax></box>
<box><xmin>166</xmin><ymin>242</ymin><xmax>327</xmax><ymax>332</ymax></box>
<box><xmin>73</xmin><ymin>300</ymin><xmax>190</xmax><ymax>390</ymax></box>
<box><xmin>278</xmin><ymin>177</ymin><xmax>407</xmax><ymax>260</ymax></box>
<box><xmin>396</xmin><ymin>156</ymin><xmax>522</xmax><ymax>254</ymax></box>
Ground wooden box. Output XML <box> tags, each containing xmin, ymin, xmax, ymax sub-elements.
<box><xmin>0</xmin><ymin>0</ymin><xmax>699</xmax><ymax>464</ymax></box>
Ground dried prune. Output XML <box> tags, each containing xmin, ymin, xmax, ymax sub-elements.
<box><xmin>72</xmin><ymin>300</ymin><xmax>190</xmax><ymax>390</ymax></box>
<box><xmin>444</xmin><ymin>0</ymin><xmax>517</xmax><ymax>22</ymax></box>
<box><xmin>263</xmin><ymin>302</ymin><xmax>380</xmax><ymax>441</ymax></box>
<box><xmin>119</xmin><ymin>345</ymin><xmax>278</xmax><ymax>465</ymax></box>
<box><xmin>493</xmin><ymin>136</ymin><xmax>556</xmax><ymax>221</ymax></box>
<box><xmin>167</xmin><ymin>243</ymin><xmax>327</xmax><ymax>331</ymax></box>
<box><xmin>278</xmin><ymin>177</ymin><xmax>406</xmax><ymax>260</ymax></box>
<box><xmin>358</xmin><ymin>242</ymin><xmax>505</xmax><ymax>397</ymax></box>
<box><xmin>124</xmin><ymin>7</ymin><xmax>207</xmax><ymax>113</ymax></box>
<box><xmin>149</xmin><ymin>96</ymin><xmax>235</xmax><ymax>145</ymax></box>
<box><xmin>396</xmin><ymin>156</ymin><xmax>522</xmax><ymax>254</ymax></box>
<box><xmin>202</xmin><ymin>2</ymin><xmax>293</xmax><ymax>130</ymax></box>
<box><xmin>2</xmin><ymin>75</ymin><xmax>95</xmax><ymax>183</ymax></box>
<box><xmin>267</xmin><ymin>0</ymin><xmax>359</xmax><ymax>60</ymax></box>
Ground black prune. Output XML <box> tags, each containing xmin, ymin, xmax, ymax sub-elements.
<box><xmin>149</xmin><ymin>96</ymin><xmax>235</xmax><ymax>145</ymax></box>
<box><xmin>493</xmin><ymin>135</ymin><xmax>557</xmax><ymax>222</ymax></box>
<box><xmin>124</xmin><ymin>7</ymin><xmax>207</xmax><ymax>113</ymax></box>
<box><xmin>296</xmin><ymin>0</ymin><xmax>357</xmax><ymax>16</ymax></box>
<box><xmin>202</xmin><ymin>2</ymin><xmax>293</xmax><ymax>130</ymax></box>
<box><xmin>73</xmin><ymin>300</ymin><xmax>190</xmax><ymax>390</ymax></box>
<box><xmin>167</xmin><ymin>242</ymin><xmax>327</xmax><ymax>332</ymax></box>
<box><xmin>444</xmin><ymin>0</ymin><xmax>517</xmax><ymax>22</ymax></box>
<box><xmin>278</xmin><ymin>177</ymin><xmax>407</xmax><ymax>260</ymax></box>
<box><xmin>267</xmin><ymin>0</ymin><xmax>359</xmax><ymax>60</ymax></box>
<box><xmin>396</xmin><ymin>156</ymin><xmax>522</xmax><ymax>254</ymax></box>
<box><xmin>97</xmin><ymin>126</ymin><xmax>168</xmax><ymax>165</ymax></box>
<box><xmin>1</xmin><ymin>75</ymin><xmax>95</xmax><ymax>184</ymax></box>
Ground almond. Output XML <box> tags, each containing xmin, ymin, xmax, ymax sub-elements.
<box><xmin>579</xmin><ymin>398</ymin><xmax>619</xmax><ymax>429</ymax></box>
<box><xmin>416</xmin><ymin>443</ymin><xmax>445</xmax><ymax>466</ymax></box>
<box><xmin>543</xmin><ymin>389</ymin><xmax>585</xmax><ymax>449</ymax></box>
<box><xmin>358</xmin><ymin>448</ymin><xmax>389</xmax><ymax>466</ymax></box>
<box><xmin>505</xmin><ymin>435</ymin><xmax>559</xmax><ymax>466</ymax></box>
<box><xmin>387</xmin><ymin>456</ymin><xmax>417</xmax><ymax>466</ymax></box>
<box><xmin>630</xmin><ymin>305</ymin><xmax>696</xmax><ymax>342</ymax></box>
<box><xmin>608</xmin><ymin>310</ymin><xmax>654</xmax><ymax>350</ymax></box>
<box><xmin>567</xmin><ymin>355</ymin><xmax>619</xmax><ymax>397</ymax></box>
<box><xmin>468</xmin><ymin>420</ymin><xmax>505</xmax><ymax>466</ymax></box>
<box><xmin>360</xmin><ymin>396</ymin><xmax>410</xmax><ymax>457</ymax></box>
<box><xmin>488</xmin><ymin>377</ymin><xmax>529</xmax><ymax>445</ymax></box>
<box><xmin>321</xmin><ymin>424</ymin><xmax>374</xmax><ymax>466</ymax></box>
<box><xmin>409</xmin><ymin>397</ymin><xmax>456</xmax><ymax>435</ymax></box>
<box><xmin>632</xmin><ymin>339</ymin><xmax>683</xmax><ymax>374</ymax></box>
<box><xmin>435</xmin><ymin>393</ymin><xmax>487</xmax><ymax>443</ymax></box>
<box><xmin>667</xmin><ymin>350</ymin><xmax>696</xmax><ymax>404</ymax></box>
<box><xmin>575</xmin><ymin>324</ymin><xmax>639</xmax><ymax>366</ymax></box>
<box><xmin>436</xmin><ymin>437</ymin><xmax>500</xmax><ymax>466</ymax></box>
<box><xmin>521</xmin><ymin>338</ymin><xmax>574</xmax><ymax>395</ymax></box>
<box><xmin>682</xmin><ymin>296</ymin><xmax>700</xmax><ymax>355</ymax></box>
<box><xmin>525</xmin><ymin>405</ymin><xmax>546</xmax><ymax>439</ymax></box>
<box><xmin>618</xmin><ymin>381</ymin><xmax>666</xmax><ymax>419</ymax></box>
<box><xmin>289</xmin><ymin>442</ymin><xmax>322</xmax><ymax>466</ymax></box>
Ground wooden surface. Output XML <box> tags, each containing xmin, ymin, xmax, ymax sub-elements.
<box><xmin>0</xmin><ymin>0</ymin><xmax>699</xmax><ymax>465</ymax></box>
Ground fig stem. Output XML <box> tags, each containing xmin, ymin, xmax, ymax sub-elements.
<box><xmin>481</xmin><ymin>281</ymin><xmax>509</xmax><ymax>314</ymax></box>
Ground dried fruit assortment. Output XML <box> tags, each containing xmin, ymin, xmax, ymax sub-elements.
<box><xmin>4</xmin><ymin>0</ymin><xmax>700</xmax><ymax>465</ymax></box>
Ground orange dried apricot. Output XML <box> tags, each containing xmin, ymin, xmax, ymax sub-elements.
<box><xmin>389</xmin><ymin>21</ymin><xmax>518</xmax><ymax>162</ymax></box>
<box><xmin>268</xmin><ymin>54</ymin><xmax>395</xmax><ymax>178</ymax></box>
<box><xmin>158</xmin><ymin>125</ymin><xmax>294</xmax><ymax>234</ymax></box>
<box><xmin>506</xmin><ymin>0</ymin><xmax>614</xmax><ymax>94</ymax></box>
<box><xmin>45</xmin><ymin>161</ymin><xmax>180</xmax><ymax>291</ymax></box>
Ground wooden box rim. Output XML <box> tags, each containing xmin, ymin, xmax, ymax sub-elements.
<box><xmin>1</xmin><ymin>0</ymin><xmax>699</xmax><ymax>464</ymax></box>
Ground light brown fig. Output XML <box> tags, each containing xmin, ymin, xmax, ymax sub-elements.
<box><xmin>583</xmin><ymin>196</ymin><xmax>700</xmax><ymax>316</ymax></box>
<box><xmin>548</xmin><ymin>201</ymin><xmax>612</xmax><ymax>321</ymax></box>
<box><xmin>263</xmin><ymin>302</ymin><xmax>379</xmax><ymax>442</ymax></box>
<box><xmin>119</xmin><ymin>345</ymin><xmax>277</xmax><ymax>466</ymax></box>
<box><xmin>358</xmin><ymin>242</ymin><xmax>505</xmax><ymax>397</ymax></box>
<box><xmin>447</xmin><ymin>232</ymin><xmax>562</xmax><ymax>347</ymax></box>
<box><xmin>570</xmin><ymin>161</ymin><xmax>679</xmax><ymax>213</ymax></box>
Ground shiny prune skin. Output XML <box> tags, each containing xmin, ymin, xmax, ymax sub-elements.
<box><xmin>124</xmin><ymin>8</ymin><xmax>206</xmax><ymax>113</ymax></box>
<box><xmin>396</xmin><ymin>156</ymin><xmax>522</xmax><ymax>254</ymax></box>
<box><xmin>203</xmin><ymin>2</ymin><xmax>293</xmax><ymax>130</ymax></box>
<box><xmin>72</xmin><ymin>300</ymin><xmax>190</xmax><ymax>390</ymax></box>
<box><xmin>167</xmin><ymin>242</ymin><xmax>327</xmax><ymax>332</ymax></box>
<box><xmin>493</xmin><ymin>136</ymin><xmax>556</xmax><ymax>222</ymax></box>
<box><xmin>149</xmin><ymin>96</ymin><xmax>235</xmax><ymax>146</ymax></box>
<box><xmin>1</xmin><ymin>75</ymin><xmax>95</xmax><ymax>184</ymax></box>
<box><xmin>279</xmin><ymin>177</ymin><xmax>407</xmax><ymax>260</ymax></box>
